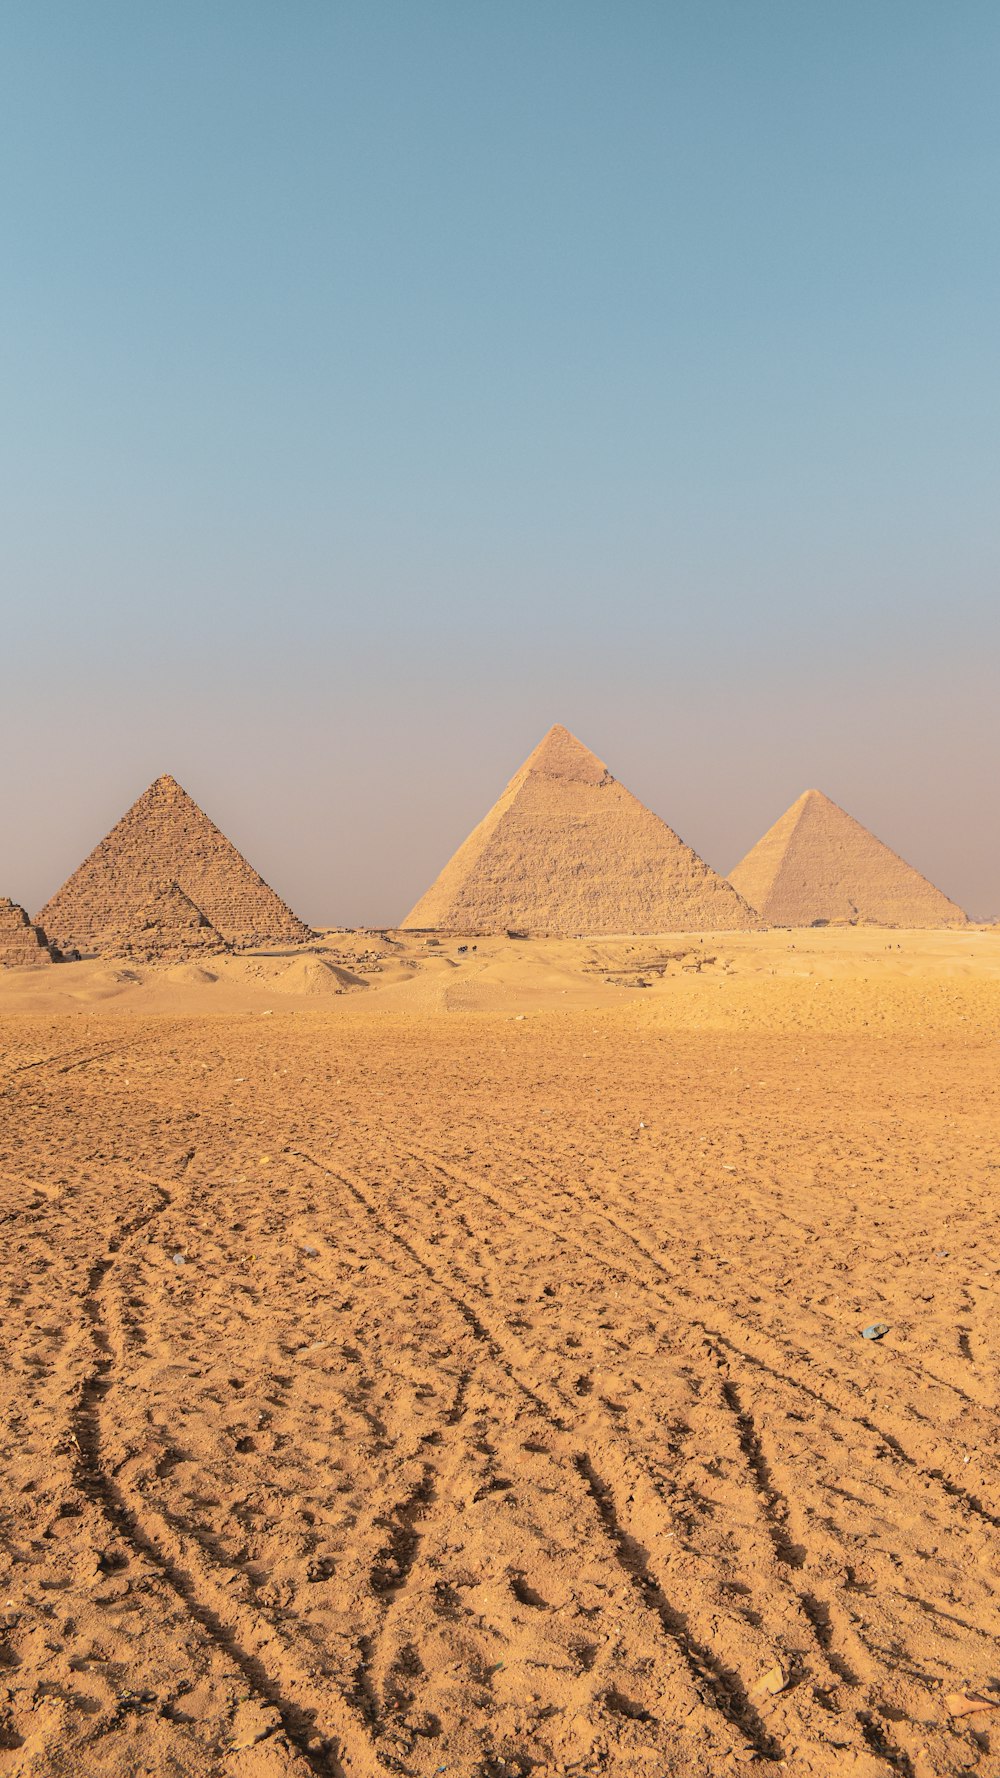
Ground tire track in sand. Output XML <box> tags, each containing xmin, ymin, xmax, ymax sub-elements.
<box><xmin>390</xmin><ymin>1135</ymin><xmax>930</xmax><ymax>1769</ymax></box>
<box><xmin>295</xmin><ymin>1147</ymin><xmax>785</xmax><ymax>1767</ymax></box>
<box><xmin>69</xmin><ymin>1154</ymin><xmax>384</xmax><ymax>1778</ymax></box>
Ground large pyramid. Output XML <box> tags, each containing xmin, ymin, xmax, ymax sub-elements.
<box><xmin>728</xmin><ymin>789</ymin><xmax>967</xmax><ymax>927</ymax></box>
<box><xmin>37</xmin><ymin>775</ymin><xmax>312</xmax><ymax>955</ymax></box>
<box><xmin>0</xmin><ymin>900</ymin><xmax>61</xmax><ymax>968</ymax></box>
<box><xmin>401</xmin><ymin>724</ymin><xmax>759</xmax><ymax>934</ymax></box>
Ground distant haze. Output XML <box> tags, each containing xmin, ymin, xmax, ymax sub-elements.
<box><xmin>2</xmin><ymin>4</ymin><xmax>998</xmax><ymax>923</ymax></box>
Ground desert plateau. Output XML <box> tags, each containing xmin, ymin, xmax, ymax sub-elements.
<box><xmin>2</xmin><ymin>925</ymin><xmax>999</xmax><ymax>1778</ymax></box>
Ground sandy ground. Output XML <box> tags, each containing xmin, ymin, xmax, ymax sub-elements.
<box><xmin>1</xmin><ymin>928</ymin><xmax>999</xmax><ymax>1778</ymax></box>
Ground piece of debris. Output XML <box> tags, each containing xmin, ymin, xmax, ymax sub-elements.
<box><xmin>943</xmin><ymin>1691</ymin><xmax>999</xmax><ymax>1718</ymax></box>
<box><xmin>861</xmin><ymin>1323</ymin><xmax>890</xmax><ymax>1341</ymax></box>
<box><xmin>753</xmin><ymin>1661</ymin><xmax>791</xmax><ymax>1697</ymax></box>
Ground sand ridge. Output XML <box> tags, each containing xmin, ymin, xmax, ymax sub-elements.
<box><xmin>402</xmin><ymin>725</ymin><xmax>761</xmax><ymax>935</ymax></box>
<box><xmin>729</xmin><ymin>789</ymin><xmax>967</xmax><ymax>927</ymax></box>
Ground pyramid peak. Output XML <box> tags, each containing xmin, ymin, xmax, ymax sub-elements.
<box><xmin>519</xmin><ymin>724</ymin><xmax>610</xmax><ymax>788</ymax></box>
<box><xmin>147</xmin><ymin>773</ymin><xmax>190</xmax><ymax>797</ymax></box>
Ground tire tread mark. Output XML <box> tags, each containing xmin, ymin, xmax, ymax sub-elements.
<box><xmin>293</xmin><ymin>1149</ymin><xmax>774</xmax><ymax>1765</ymax></box>
<box><xmin>70</xmin><ymin>1166</ymin><xmax>380</xmax><ymax>1778</ymax></box>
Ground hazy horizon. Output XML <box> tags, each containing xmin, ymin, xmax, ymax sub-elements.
<box><xmin>2</xmin><ymin>3</ymin><xmax>998</xmax><ymax>923</ymax></box>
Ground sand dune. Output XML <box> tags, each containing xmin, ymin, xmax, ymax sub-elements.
<box><xmin>1</xmin><ymin>930</ymin><xmax>999</xmax><ymax>1775</ymax></box>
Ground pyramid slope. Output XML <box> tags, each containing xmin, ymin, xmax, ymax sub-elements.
<box><xmin>92</xmin><ymin>879</ymin><xmax>230</xmax><ymax>964</ymax></box>
<box><xmin>729</xmin><ymin>789</ymin><xmax>967</xmax><ymax>926</ymax></box>
<box><xmin>37</xmin><ymin>775</ymin><xmax>312</xmax><ymax>955</ymax></box>
<box><xmin>402</xmin><ymin>725</ymin><xmax>760</xmax><ymax>935</ymax></box>
<box><xmin>0</xmin><ymin>899</ymin><xmax>59</xmax><ymax>967</ymax></box>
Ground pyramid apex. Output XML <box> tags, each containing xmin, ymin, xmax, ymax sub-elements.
<box><xmin>520</xmin><ymin>724</ymin><xmax>610</xmax><ymax>787</ymax></box>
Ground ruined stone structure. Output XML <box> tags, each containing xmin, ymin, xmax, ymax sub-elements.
<box><xmin>729</xmin><ymin>789</ymin><xmax>967</xmax><ymax>926</ymax></box>
<box><xmin>37</xmin><ymin>775</ymin><xmax>312</xmax><ymax>956</ymax></box>
<box><xmin>0</xmin><ymin>899</ymin><xmax>61</xmax><ymax>967</ymax></box>
<box><xmin>402</xmin><ymin>724</ymin><xmax>760</xmax><ymax>935</ymax></box>
<box><xmin>90</xmin><ymin>879</ymin><xmax>230</xmax><ymax>964</ymax></box>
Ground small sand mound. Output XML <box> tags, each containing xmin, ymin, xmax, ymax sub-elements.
<box><xmin>163</xmin><ymin>962</ymin><xmax>221</xmax><ymax>985</ymax></box>
<box><xmin>277</xmin><ymin>956</ymin><xmax>368</xmax><ymax>995</ymax></box>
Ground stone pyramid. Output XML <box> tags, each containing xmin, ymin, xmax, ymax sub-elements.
<box><xmin>37</xmin><ymin>775</ymin><xmax>312</xmax><ymax>956</ymax></box>
<box><xmin>0</xmin><ymin>900</ymin><xmax>60</xmax><ymax>967</ymax></box>
<box><xmin>728</xmin><ymin>789</ymin><xmax>967</xmax><ymax>926</ymax></box>
<box><xmin>401</xmin><ymin>724</ymin><xmax>759</xmax><ymax>935</ymax></box>
<box><xmin>91</xmin><ymin>879</ymin><xmax>230</xmax><ymax>964</ymax></box>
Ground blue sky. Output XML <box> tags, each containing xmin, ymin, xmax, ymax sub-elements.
<box><xmin>2</xmin><ymin>2</ymin><xmax>998</xmax><ymax>921</ymax></box>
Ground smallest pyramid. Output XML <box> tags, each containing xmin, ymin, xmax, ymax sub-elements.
<box><xmin>91</xmin><ymin>880</ymin><xmax>230</xmax><ymax>964</ymax></box>
<box><xmin>37</xmin><ymin>774</ymin><xmax>312</xmax><ymax>955</ymax></box>
<box><xmin>0</xmin><ymin>899</ymin><xmax>60</xmax><ymax>967</ymax></box>
<box><xmin>729</xmin><ymin>790</ymin><xmax>967</xmax><ymax>927</ymax></box>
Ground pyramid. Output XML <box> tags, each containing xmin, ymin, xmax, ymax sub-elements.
<box><xmin>90</xmin><ymin>879</ymin><xmax>230</xmax><ymax>964</ymax></box>
<box><xmin>401</xmin><ymin>724</ymin><xmax>760</xmax><ymax>935</ymax></box>
<box><xmin>37</xmin><ymin>775</ymin><xmax>312</xmax><ymax>956</ymax></box>
<box><xmin>728</xmin><ymin>789</ymin><xmax>967</xmax><ymax>927</ymax></box>
<box><xmin>0</xmin><ymin>900</ymin><xmax>60</xmax><ymax>967</ymax></box>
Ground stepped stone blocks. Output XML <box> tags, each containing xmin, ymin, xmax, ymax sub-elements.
<box><xmin>91</xmin><ymin>880</ymin><xmax>230</xmax><ymax>964</ymax></box>
<box><xmin>37</xmin><ymin>774</ymin><xmax>312</xmax><ymax>956</ymax></box>
<box><xmin>402</xmin><ymin>724</ymin><xmax>761</xmax><ymax>935</ymax></box>
<box><xmin>0</xmin><ymin>900</ymin><xmax>60</xmax><ymax>967</ymax></box>
<box><xmin>729</xmin><ymin>789</ymin><xmax>967</xmax><ymax>927</ymax></box>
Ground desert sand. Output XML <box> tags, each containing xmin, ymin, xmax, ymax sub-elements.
<box><xmin>2</xmin><ymin>927</ymin><xmax>1000</xmax><ymax>1778</ymax></box>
